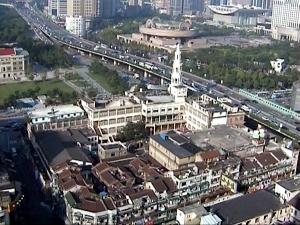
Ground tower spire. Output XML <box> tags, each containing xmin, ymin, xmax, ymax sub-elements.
<box><xmin>171</xmin><ymin>43</ymin><xmax>182</xmax><ymax>86</ymax></box>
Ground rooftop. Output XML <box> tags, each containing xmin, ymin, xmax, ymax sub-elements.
<box><xmin>277</xmin><ymin>178</ymin><xmax>300</xmax><ymax>192</ymax></box>
<box><xmin>146</xmin><ymin>95</ymin><xmax>174</xmax><ymax>103</ymax></box>
<box><xmin>179</xmin><ymin>203</ymin><xmax>207</xmax><ymax>215</ymax></box>
<box><xmin>100</xmin><ymin>142</ymin><xmax>125</xmax><ymax>151</ymax></box>
<box><xmin>0</xmin><ymin>48</ymin><xmax>15</xmax><ymax>56</ymax></box>
<box><xmin>34</xmin><ymin>130</ymin><xmax>92</xmax><ymax>166</ymax></box>
<box><xmin>150</xmin><ymin>130</ymin><xmax>203</xmax><ymax>158</ymax></box>
<box><xmin>183</xmin><ymin>126</ymin><xmax>252</xmax><ymax>152</ymax></box>
<box><xmin>287</xmin><ymin>193</ymin><xmax>300</xmax><ymax>211</ymax></box>
<box><xmin>209</xmin><ymin>190</ymin><xmax>285</xmax><ymax>224</ymax></box>
<box><xmin>92</xmin><ymin>96</ymin><xmax>138</xmax><ymax>109</ymax></box>
<box><xmin>28</xmin><ymin>104</ymin><xmax>84</xmax><ymax>119</ymax></box>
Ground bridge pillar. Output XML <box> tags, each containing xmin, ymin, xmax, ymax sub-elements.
<box><xmin>89</xmin><ymin>53</ymin><xmax>92</xmax><ymax>57</ymax></box>
<box><xmin>128</xmin><ymin>65</ymin><xmax>131</xmax><ymax>71</ymax></box>
<box><xmin>144</xmin><ymin>71</ymin><xmax>148</xmax><ymax>78</ymax></box>
<box><xmin>161</xmin><ymin>77</ymin><xmax>165</xmax><ymax>85</ymax></box>
<box><xmin>113</xmin><ymin>60</ymin><xmax>117</xmax><ymax>66</ymax></box>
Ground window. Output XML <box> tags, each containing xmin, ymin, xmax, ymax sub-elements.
<box><xmin>111</xmin><ymin>153</ymin><xmax>115</xmax><ymax>157</ymax></box>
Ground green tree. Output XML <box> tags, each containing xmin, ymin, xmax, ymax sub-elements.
<box><xmin>116</xmin><ymin>121</ymin><xmax>149</xmax><ymax>142</ymax></box>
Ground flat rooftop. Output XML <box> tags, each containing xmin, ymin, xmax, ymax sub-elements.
<box><xmin>94</xmin><ymin>97</ymin><xmax>137</xmax><ymax>109</ymax></box>
<box><xmin>277</xmin><ymin>178</ymin><xmax>300</xmax><ymax>192</ymax></box>
<box><xmin>28</xmin><ymin>104</ymin><xmax>84</xmax><ymax>118</ymax></box>
<box><xmin>146</xmin><ymin>95</ymin><xmax>174</xmax><ymax>103</ymax></box>
<box><xmin>34</xmin><ymin>130</ymin><xmax>91</xmax><ymax>166</ymax></box>
<box><xmin>183</xmin><ymin>126</ymin><xmax>252</xmax><ymax>151</ymax></box>
<box><xmin>100</xmin><ymin>142</ymin><xmax>124</xmax><ymax>151</ymax></box>
<box><xmin>150</xmin><ymin>130</ymin><xmax>203</xmax><ymax>158</ymax></box>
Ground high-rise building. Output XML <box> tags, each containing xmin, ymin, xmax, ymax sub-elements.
<box><xmin>167</xmin><ymin>0</ymin><xmax>203</xmax><ymax>15</ymax></box>
<box><xmin>271</xmin><ymin>0</ymin><xmax>300</xmax><ymax>42</ymax></box>
<box><xmin>97</xmin><ymin>0</ymin><xmax>116</xmax><ymax>18</ymax></box>
<box><xmin>66</xmin><ymin>16</ymin><xmax>86</xmax><ymax>37</ymax></box>
<box><xmin>251</xmin><ymin>0</ymin><xmax>271</xmax><ymax>9</ymax></box>
<box><xmin>291</xmin><ymin>81</ymin><xmax>300</xmax><ymax>112</ymax></box>
<box><xmin>153</xmin><ymin>0</ymin><xmax>168</xmax><ymax>9</ymax></box>
<box><xmin>48</xmin><ymin>0</ymin><xmax>67</xmax><ymax>17</ymax></box>
<box><xmin>67</xmin><ymin>0</ymin><xmax>97</xmax><ymax>17</ymax></box>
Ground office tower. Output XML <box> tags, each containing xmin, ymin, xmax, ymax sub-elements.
<box><xmin>97</xmin><ymin>0</ymin><xmax>116</xmax><ymax>18</ymax></box>
<box><xmin>271</xmin><ymin>0</ymin><xmax>300</xmax><ymax>42</ymax></box>
<box><xmin>48</xmin><ymin>0</ymin><xmax>67</xmax><ymax>17</ymax></box>
<box><xmin>251</xmin><ymin>0</ymin><xmax>271</xmax><ymax>9</ymax></box>
<box><xmin>67</xmin><ymin>0</ymin><xmax>97</xmax><ymax>17</ymax></box>
<box><xmin>167</xmin><ymin>0</ymin><xmax>202</xmax><ymax>15</ymax></box>
<box><xmin>291</xmin><ymin>81</ymin><xmax>300</xmax><ymax>112</ymax></box>
<box><xmin>153</xmin><ymin>0</ymin><xmax>168</xmax><ymax>9</ymax></box>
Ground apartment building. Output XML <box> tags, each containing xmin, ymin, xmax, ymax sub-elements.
<box><xmin>80</xmin><ymin>97</ymin><xmax>142</xmax><ymax>143</ymax></box>
<box><xmin>97</xmin><ymin>0</ymin><xmax>116</xmax><ymax>18</ymax></box>
<box><xmin>48</xmin><ymin>0</ymin><xmax>68</xmax><ymax>17</ymax></box>
<box><xmin>211</xmin><ymin>190</ymin><xmax>289</xmax><ymax>224</ymax></box>
<box><xmin>27</xmin><ymin>104</ymin><xmax>87</xmax><ymax>134</ymax></box>
<box><xmin>65</xmin><ymin>16</ymin><xmax>86</xmax><ymax>37</ymax></box>
<box><xmin>66</xmin><ymin>0</ymin><xmax>97</xmax><ymax>17</ymax></box>
<box><xmin>239</xmin><ymin>149</ymin><xmax>294</xmax><ymax>191</ymax></box>
<box><xmin>98</xmin><ymin>142</ymin><xmax>127</xmax><ymax>159</ymax></box>
<box><xmin>0</xmin><ymin>48</ymin><xmax>29</xmax><ymax>80</ymax></box>
<box><xmin>56</xmin><ymin>141</ymin><xmax>298</xmax><ymax>225</ymax></box>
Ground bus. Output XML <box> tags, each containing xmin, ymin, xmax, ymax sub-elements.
<box><xmin>241</xmin><ymin>105</ymin><xmax>251</xmax><ymax>112</ymax></box>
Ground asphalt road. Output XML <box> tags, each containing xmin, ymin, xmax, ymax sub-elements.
<box><xmin>16</xmin><ymin>4</ymin><xmax>300</xmax><ymax>135</ymax></box>
<box><xmin>16</xmin><ymin>151</ymin><xmax>56</xmax><ymax>224</ymax></box>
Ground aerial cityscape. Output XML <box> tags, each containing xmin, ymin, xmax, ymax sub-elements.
<box><xmin>0</xmin><ymin>0</ymin><xmax>300</xmax><ymax>224</ymax></box>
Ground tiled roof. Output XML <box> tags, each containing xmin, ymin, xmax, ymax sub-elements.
<box><xmin>128</xmin><ymin>189</ymin><xmax>157</xmax><ymax>201</ymax></box>
<box><xmin>270</xmin><ymin>149</ymin><xmax>287</xmax><ymax>161</ymax></box>
<box><xmin>254</xmin><ymin>152</ymin><xmax>278</xmax><ymax>167</ymax></box>
<box><xmin>103</xmin><ymin>197</ymin><xmax>116</xmax><ymax>210</ymax></box>
<box><xmin>200</xmin><ymin>150</ymin><xmax>221</xmax><ymax>160</ymax></box>
<box><xmin>0</xmin><ymin>48</ymin><xmax>15</xmax><ymax>56</ymax></box>
<box><xmin>287</xmin><ymin>193</ymin><xmax>300</xmax><ymax>210</ymax></box>
<box><xmin>78</xmin><ymin>199</ymin><xmax>107</xmax><ymax>213</ymax></box>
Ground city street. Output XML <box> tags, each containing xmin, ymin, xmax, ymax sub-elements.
<box><xmin>16</xmin><ymin>138</ymin><xmax>64</xmax><ymax>224</ymax></box>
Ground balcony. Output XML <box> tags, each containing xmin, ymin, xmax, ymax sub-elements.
<box><xmin>153</xmin><ymin>214</ymin><xmax>176</xmax><ymax>225</ymax></box>
<box><xmin>239</xmin><ymin>163</ymin><xmax>292</xmax><ymax>181</ymax></box>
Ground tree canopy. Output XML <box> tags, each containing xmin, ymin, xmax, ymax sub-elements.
<box><xmin>116</xmin><ymin>121</ymin><xmax>149</xmax><ymax>142</ymax></box>
<box><xmin>89</xmin><ymin>61</ymin><xmax>128</xmax><ymax>94</ymax></box>
<box><xmin>0</xmin><ymin>7</ymin><xmax>72</xmax><ymax>68</ymax></box>
<box><xmin>182</xmin><ymin>41</ymin><xmax>300</xmax><ymax>90</ymax></box>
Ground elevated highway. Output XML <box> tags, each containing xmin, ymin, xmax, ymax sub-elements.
<box><xmin>7</xmin><ymin>3</ymin><xmax>300</xmax><ymax>139</ymax></box>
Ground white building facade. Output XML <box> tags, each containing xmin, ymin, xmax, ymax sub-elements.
<box><xmin>66</xmin><ymin>16</ymin><xmax>86</xmax><ymax>37</ymax></box>
<box><xmin>271</xmin><ymin>0</ymin><xmax>300</xmax><ymax>42</ymax></box>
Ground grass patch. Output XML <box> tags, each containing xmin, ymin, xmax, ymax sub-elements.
<box><xmin>0</xmin><ymin>79</ymin><xmax>73</xmax><ymax>105</ymax></box>
<box><xmin>87</xmin><ymin>72</ymin><xmax>114</xmax><ymax>93</ymax></box>
<box><xmin>65</xmin><ymin>72</ymin><xmax>82</xmax><ymax>80</ymax></box>
<box><xmin>72</xmin><ymin>80</ymin><xmax>90</xmax><ymax>88</ymax></box>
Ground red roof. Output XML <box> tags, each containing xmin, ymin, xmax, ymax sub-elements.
<box><xmin>0</xmin><ymin>48</ymin><xmax>15</xmax><ymax>56</ymax></box>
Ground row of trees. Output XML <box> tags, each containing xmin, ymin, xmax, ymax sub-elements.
<box><xmin>0</xmin><ymin>7</ymin><xmax>72</xmax><ymax>68</ymax></box>
<box><xmin>181</xmin><ymin>42</ymin><xmax>300</xmax><ymax>90</ymax></box>
<box><xmin>89</xmin><ymin>61</ymin><xmax>128</xmax><ymax>94</ymax></box>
